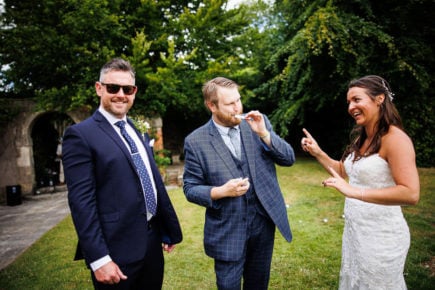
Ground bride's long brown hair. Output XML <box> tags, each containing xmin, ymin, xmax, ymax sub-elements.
<box><xmin>341</xmin><ymin>75</ymin><xmax>404</xmax><ymax>162</ymax></box>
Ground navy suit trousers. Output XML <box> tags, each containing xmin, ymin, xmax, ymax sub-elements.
<box><xmin>214</xmin><ymin>211</ymin><xmax>275</xmax><ymax>290</ymax></box>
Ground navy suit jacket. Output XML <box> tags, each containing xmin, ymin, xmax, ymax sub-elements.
<box><xmin>183</xmin><ymin>116</ymin><xmax>294</xmax><ymax>261</ymax></box>
<box><xmin>63</xmin><ymin>110</ymin><xmax>182</xmax><ymax>266</ymax></box>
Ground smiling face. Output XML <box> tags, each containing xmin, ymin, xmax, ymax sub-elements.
<box><xmin>95</xmin><ymin>70</ymin><xmax>136</xmax><ymax>119</ymax></box>
<box><xmin>207</xmin><ymin>86</ymin><xmax>243</xmax><ymax>127</ymax></box>
<box><xmin>347</xmin><ymin>86</ymin><xmax>384</xmax><ymax>128</ymax></box>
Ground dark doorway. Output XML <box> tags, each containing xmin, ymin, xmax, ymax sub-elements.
<box><xmin>31</xmin><ymin>112</ymin><xmax>72</xmax><ymax>188</ymax></box>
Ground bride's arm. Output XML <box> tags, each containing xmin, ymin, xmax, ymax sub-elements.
<box><xmin>322</xmin><ymin>127</ymin><xmax>419</xmax><ymax>205</ymax></box>
<box><xmin>301</xmin><ymin>128</ymin><xmax>346</xmax><ymax>178</ymax></box>
<box><xmin>367</xmin><ymin>127</ymin><xmax>419</xmax><ymax>205</ymax></box>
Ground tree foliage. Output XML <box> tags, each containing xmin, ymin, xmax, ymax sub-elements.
<box><xmin>1</xmin><ymin>0</ymin><xmax>433</xmax><ymax>166</ymax></box>
<box><xmin>0</xmin><ymin>0</ymin><xmax>256</xmax><ymax>115</ymax></box>
<box><xmin>252</xmin><ymin>0</ymin><xmax>434</xmax><ymax>166</ymax></box>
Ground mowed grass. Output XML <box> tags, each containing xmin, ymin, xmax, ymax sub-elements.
<box><xmin>0</xmin><ymin>157</ymin><xmax>433</xmax><ymax>289</ymax></box>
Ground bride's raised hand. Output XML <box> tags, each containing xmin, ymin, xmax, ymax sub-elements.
<box><xmin>301</xmin><ymin>128</ymin><xmax>322</xmax><ymax>157</ymax></box>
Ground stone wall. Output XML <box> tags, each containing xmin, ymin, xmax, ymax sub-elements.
<box><xmin>0</xmin><ymin>99</ymin><xmax>164</xmax><ymax>204</ymax></box>
<box><xmin>0</xmin><ymin>100</ymin><xmax>88</xmax><ymax>204</ymax></box>
<box><xmin>1</xmin><ymin>100</ymin><xmax>37</xmax><ymax>203</ymax></box>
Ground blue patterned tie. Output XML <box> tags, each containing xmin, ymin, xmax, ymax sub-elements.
<box><xmin>115</xmin><ymin>120</ymin><xmax>157</xmax><ymax>216</ymax></box>
<box><xmin>228</xmin><ymin>127</ymin><xmax>241</xmax><ymax>159</ymax></box>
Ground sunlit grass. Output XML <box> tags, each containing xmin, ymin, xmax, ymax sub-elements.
<box><xmin>0</xmin><ymin>158</ymin><xmax>433</xmax><ymax>289</ymax></box>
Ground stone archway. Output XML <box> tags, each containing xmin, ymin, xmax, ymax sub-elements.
<box><xmin>0</xmin><ymin>99</ymin><xmax>166</xmax><ymax>203</ymax></box>
<box><xmin>0</xmin><ymin>100</ymin><xmax>86</xmax><ymax>203</ymax></box>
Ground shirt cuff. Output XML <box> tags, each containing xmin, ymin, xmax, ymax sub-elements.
<box><xmin>90</xmin><ymin>255</ymin><xmax>112</xmax><ymax>271</ymax></box>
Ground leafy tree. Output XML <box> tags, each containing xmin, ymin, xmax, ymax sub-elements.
<box><xmin>150</xmin><ymin>0</ymin><xmax>262</xmax><ymax>116</ymax></box>
<box><xmin>137</xmin><ymin>0</ymin><xmax>269</xmax><ymax>146</ymax></box>
<box><xmin>253</xmin><ymin>0</ymin><xmax>434</xmax><ymax>166</ymax></box>
<box><xmin>2</xmin><ymin>0</ymin><xmax>432</xmax><ymax>166</ymax></box>
<box><xmin>0</xmin><ymin>0</ymin><xmax>260</xmax><ymax>115</ymax></box>
<box><xmin>0</xmin><ymin>0</ymin><xmax>266</xmax><ymax>156</ymax></box>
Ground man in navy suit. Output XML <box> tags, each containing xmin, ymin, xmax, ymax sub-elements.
<box><xmin>63</xmin><ymin>58</ymin><xmax>182</xmax><ymax>289</ymax></box>
<box><xmin>183</xmin><ymin>77</ymin><xmax>295</xmax><ymax>289</ymax></box>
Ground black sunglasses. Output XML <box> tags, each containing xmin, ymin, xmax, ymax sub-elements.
<box><xmin>101</xmin><ymin>83</ymin><xmax>137</xmax><ymax>95</ymax></box>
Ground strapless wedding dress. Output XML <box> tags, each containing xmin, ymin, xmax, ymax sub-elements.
<box><xmin>340</xmin><ymin>153</ymin><xmax>410</xmax><ymax>290</ymax></box>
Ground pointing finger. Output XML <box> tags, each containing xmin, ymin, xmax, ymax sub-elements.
<box><xmin>302</xmin><ymin>128</ymin><xmax>313</xmax><ymax>139</ymax></box>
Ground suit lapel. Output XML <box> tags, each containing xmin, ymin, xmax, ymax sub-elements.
<box><xmin>93</xmin><ymin>111</ymin><xmax>137</xmax><ymax>172</ymax></box>
<box><xmin>240</xmin><ymin>121</ymin><xmax>256</xmax><ymax>177</ymax></box>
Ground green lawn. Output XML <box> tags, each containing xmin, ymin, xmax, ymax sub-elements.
<box><xmin>0</xmin><ymin>158</ymin><xmax>433</xmax><ymax>289</ymax></box>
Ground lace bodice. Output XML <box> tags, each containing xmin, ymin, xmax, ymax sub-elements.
<box><xmin>339</xmin><ymin>153</ymin><xmax>410</xmax><ymax>290</ymax></box>
<box><xmin>344</xmin><ymin>153</ymin><xmax>395</xmax><ymax>189</ymax></box>
<box><xmin>343</xmin><ymin>153</ymin><xmax>402</xmax><ymax>223</ymax></box>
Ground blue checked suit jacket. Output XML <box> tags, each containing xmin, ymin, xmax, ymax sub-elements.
<box><xmin>63</xmin><ymin>110</ymin><xmax>182</xmax><ymax>267</ymax></box>
<box><xmin>183</xmin><ymin>116</ymin><xmax>295</xmax><ymax>261</ymax></box>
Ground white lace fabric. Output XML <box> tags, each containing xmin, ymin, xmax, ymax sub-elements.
<box><xmin>340</xmin><ymin>153</ymin><xmax>410</xmax><ymax>290</ymax></box>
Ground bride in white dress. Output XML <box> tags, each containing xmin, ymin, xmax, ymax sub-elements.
<box><xmin>301</xmin><ymin>75</ymin><xmax>420</xmax><ymax>289</ymax></box>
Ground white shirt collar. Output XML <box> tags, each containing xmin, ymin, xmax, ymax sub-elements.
<box><xmin>212</xmin><ymin>119</ymin><xmax>239</xmax><ymax>136</ymax></box>
<box><xmin>98</xmin><ymin>106</ymin><xmax>127</xmax><ymax>125</ymax></box>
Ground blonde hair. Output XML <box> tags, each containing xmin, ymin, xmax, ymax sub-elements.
<box><xmin>202</xmin><ymin>77</ymin><xmax>239</xmax><ymax>109</ymax></box>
